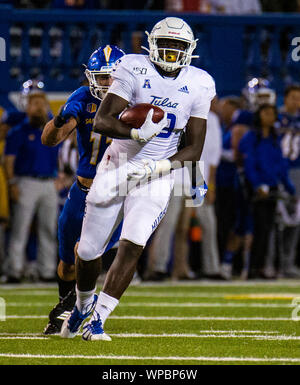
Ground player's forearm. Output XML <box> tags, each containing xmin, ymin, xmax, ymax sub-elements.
<box><xmin>42</xmin><ymin>118</ymin><xmax>76</xmax><ymax>147</ymax></box>
<box><xmin>93</xmin><ymin>114</ymin><xmax>131</xmax><ymax>139</ymax></box>
<box><xmin>4</xmin><ymin>155</ymin><xmax>16</xmax><ymax>181</ymax></box>
<box><xmin>169</xmin><ymin>143</ymin><xmax>204</xmax><ymax>168</ymax></box>
<box><xmin>41</xmin><ymin>120</ymin><xmax>61</xmax><ymax>146</ymax></box>
<box><xmin>169</xmin><ymin>117</ymin><xmax>207</xmax><ymax>167</ymax></box>
<box><xmin>93</xmin><ymin>93</ymin><xmax>131</xmax><ymax>139</ymax></box>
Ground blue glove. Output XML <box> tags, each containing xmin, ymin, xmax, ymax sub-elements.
<box><xmin>61</xmin><ymin>101</ymin><xmax>84</xmax><ymax>120</ymax></box>
<box><xmin>190</xmin><ymin>181</ymin><xmax>208</xmax><ymax>207</ymax></box>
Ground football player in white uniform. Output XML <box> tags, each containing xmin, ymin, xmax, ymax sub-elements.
<box><xmin>61</xmin><ymin>17</ymin><xmax>216</xmax><ymax>341</ymax></box>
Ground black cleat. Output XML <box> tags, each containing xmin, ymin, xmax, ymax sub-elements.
<box><xmin>43</xmin><ymin>289</ymin><xmax>76</xmax><ymax>335</ymax></box>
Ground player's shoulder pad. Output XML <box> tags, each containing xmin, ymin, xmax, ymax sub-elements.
<box><xmin>67</xmin><ymin>86</ymin><xmax>90</xmax><ymax>103</ymax></box>
<box><xmin>112</xmin><ymin>54</ymin><xmax>149</xmax><ymax>76</ymax></box>
<box><xmin>187</xmin><ymin>66</ymin><xmax>216</xmax><ymax>94</ymax></box>
<box><xmin>188</xmin><ymin>66</ymin><xmax>215</xmax><ymax>88</ymax></box>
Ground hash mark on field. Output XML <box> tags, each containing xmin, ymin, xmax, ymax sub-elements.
<box><xmin>1</xmin><ymin>353</ymin><xmax>300</xmax><ymax>363</ymax></box>
<box><xmin>0</xmin><ymin>336</ymin><xmax>48</xmax><ymax>340</ymax></box>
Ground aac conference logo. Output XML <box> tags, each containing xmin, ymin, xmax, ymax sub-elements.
<box><xmin>0</xmin><ymin>37</ymin><xmax>6</xmax><ymax>61</ymax></box>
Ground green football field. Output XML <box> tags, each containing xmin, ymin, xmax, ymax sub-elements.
<box><xmin>1</xmin><ymin>280</ymin><xmax>300</xmax><ymax>365</ymax></box>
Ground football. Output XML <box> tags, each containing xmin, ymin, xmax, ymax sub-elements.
<box><xmin>120</xmin><ymin>103</ymin><xmax>164</xmax><ymax>128</ymax></box>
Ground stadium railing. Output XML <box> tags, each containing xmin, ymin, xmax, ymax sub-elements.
<box><xmin>0</xmin><ymin>5</ymin><xmax>300</xmax><ymax>107</ymax></box>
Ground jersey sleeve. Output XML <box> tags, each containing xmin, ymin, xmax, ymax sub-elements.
<box><xmin>64</xmin><ymin>87</ymin><xmax>87</xmax><ymax>115</ymax></box>
<box><xmin>108</xmin><ymin>55</ymin><xmax>136</xmax><ymax>102</ymax></box>
<box><xmin>190</xmin><ymin>74</ymin><xmax>216</xmax><ymax>120</ymax></box>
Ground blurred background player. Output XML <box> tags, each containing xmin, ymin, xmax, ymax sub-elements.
<box><xmin>0</xmin><ymin>80</ymin><xmax>51</xmax><ymax>281</ymax></box>
<box><xmin>268</xmin><ymin>84</ymin><xmax>300</xmax><ymax>278</ymax></box>
<box><xmin>217</xmin><ymin>78</ymin><xmax>277</xmax><ymax>279</ymax></box>
<box><xmin>3</xmin><ymin>90</ymin><xmax>58</xmax><ymax>283</ymax></box>
<box><xmin>42</xmin><ymin>45</ymin><xmax>125</xmax><ymax>335</ymax></box>
<box><xmin>239</xmin><ymin>103</ymin><xmax>295</xmax><ymax>278</ymax></box>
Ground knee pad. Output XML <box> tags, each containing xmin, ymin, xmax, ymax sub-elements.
<box><xmin>77</xmin><ymin>238</ymin><xmax>104</xmax><ymax>262</ymax></box>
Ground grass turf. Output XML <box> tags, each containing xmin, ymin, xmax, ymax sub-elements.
<box><xmin>0</xmin><ymin>280</ymin><xmax>300</xmax><ymax>365</ymax></box>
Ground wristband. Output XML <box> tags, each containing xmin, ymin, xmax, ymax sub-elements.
<box><xmin>54</xmin><ymin>114</ymin><xmax>67</xmax><ymax>128</ymax></box>
<box><xmin>130</xmin><ymin>128</ymin><xmax>140</xmax><ymax>141</ymax></box>
<box><xmin>155</xmin><ymin>159</ymin><xmax>172</xmax><ymax>174</ymax></box>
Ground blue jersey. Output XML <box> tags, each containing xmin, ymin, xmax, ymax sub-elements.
<box><xmin>232</xmin><ymin>109</ymin><xmax>254</xmax><ymax>127</ymax></box>
<box><xmin>216</xmin><ymin>110</ymin><xmax>253</xmax><ymax>189</ymax></box>
<box><xmin>239</xmin><ymin>130</ymin><xmax>295</xmax><ymax>195</ymax></box>
<box><xmin>0</xmin><ymin>110</ymin><xmax>27</xmax><ymax>127</ymax></box>
<box><xmin>216</xmin><ymin>129</ymin><xmax>237</xmax><ymax>188</ymax></box>
<box><xmin>66</xmin><ymin>86</ymin><xmax>111</xmax><ymax>179</ymax></box>
<box><xmin>276</xmin><ymin>110</ymin><xmax>300</xmax><ymax>168</ymax></box>
<box><xmin>5</xmin><ymin>118</ymin><xmax>59</xmax><ymax>178</ymax></box>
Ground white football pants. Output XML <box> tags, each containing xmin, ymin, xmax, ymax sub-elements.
<box><xmin>77</xmin><ymin>146</ymin><xmax>174</xmax><ymax>261</ymax></box>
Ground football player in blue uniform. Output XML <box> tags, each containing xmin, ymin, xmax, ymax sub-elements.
<box><xmin>275</xmin><ymin>85</ymin><xmax>300</xmax><ymax>277</ymax></box>
<box><xmin>277</xmin><ymin>85</ymin><xmax>300</xmax><ymax>166</ymax></box>
<box><xmin>42</xmin><ymin>45</ymin><xmax>125</xmax><ymax>334</ymax></box>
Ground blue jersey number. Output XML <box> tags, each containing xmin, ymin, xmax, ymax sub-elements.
<box><xmin>157</xmin><ymin>113</ymin><xmax>176</xmax><ymax>138</ymax></box>
<box><xmin>90</xmin><ymin>132</ymin><xmax>112</xmax><ymax>165</ymax></box>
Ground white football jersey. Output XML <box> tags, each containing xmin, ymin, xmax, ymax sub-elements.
<box><xmin>108</xmin><ymin>54</ymin><xmax>216</xmax><ymax>163</ymax></box>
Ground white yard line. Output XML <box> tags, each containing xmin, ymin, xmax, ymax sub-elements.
<box><xmin>3</xmin><ymin>302</ymin><xmax>295</xmax><ymax>308</ymax></box>
<box><xmin>0</xmin><ymin>336</ymin><xmax>48</xmax><ymax>340</ymax></box>
<box><xmin>0</xmin><ymin>353</ymin><xmax>300</xmax><ymax>363</ymax></box>
<box><xmin>3</xmin><ymin>314</ymin><xmax>295</xmax><ymax>321</ymax></box>
<box><xmin>0</xmin><ymin>330</ymin><xmax>279</xmax><ymax>336</ymax></box>
<box><xmin>0</xmin><ymin>333</ymin><xmax>298</xmax><ymax>341</ymax></box>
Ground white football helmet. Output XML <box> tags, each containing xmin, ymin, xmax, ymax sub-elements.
<box><xmin>142</xmin><ymin>17</ymin><xmax>198</xmax><ymax>73</ymax></box>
